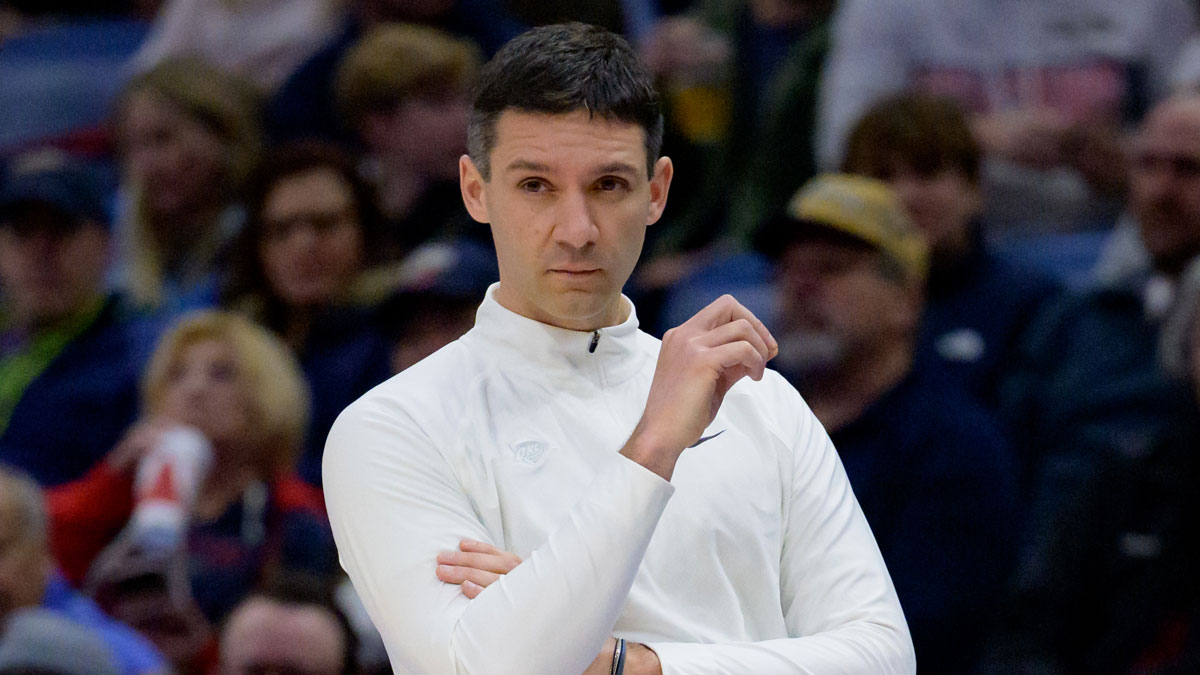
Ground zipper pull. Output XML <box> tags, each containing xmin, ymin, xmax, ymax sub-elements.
<box><xmin>588</xmin><ymin>330</ymin><xmax>600</xmax><ymax>353</ymax></box>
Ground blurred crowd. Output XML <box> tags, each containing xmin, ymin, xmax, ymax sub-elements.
<box><xmin>2</xmin><ymin>0</ymin><xmax>1200</xmax><ymax>673</ymax></box>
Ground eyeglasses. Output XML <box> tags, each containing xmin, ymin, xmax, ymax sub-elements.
<box><xmin>260</xmin><ymin>206</ymin><xmax>357</xmax><ymax>241</ymax></box>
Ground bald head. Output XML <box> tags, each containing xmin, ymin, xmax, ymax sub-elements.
<box><xmin>220</xmin><ymin>595</ymin><xmax>349</xmax><ymax>675</ymax></box>
<box><xmin>1131</xmin><ymin>95</ymin><xmax>1200</xmax><ymax>276</ymax></box>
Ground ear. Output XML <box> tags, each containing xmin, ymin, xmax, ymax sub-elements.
<box><xmin>459</xmin><ymin>154</ymin><xmax>489</xmax><ymax>224</ymax></box>
<box><xmin>646</xmin><ymin>156</ymin><xmax>674</xmax><ymax>226</ymax></box>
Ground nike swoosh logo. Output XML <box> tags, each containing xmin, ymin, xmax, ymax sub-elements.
<box><xmin>688</xmin><ymin>429</ymin><xmax>726</xmax><ymax>448</ymax></box>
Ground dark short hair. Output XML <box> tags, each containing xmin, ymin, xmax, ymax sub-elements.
<box><xmin>467</xmin><ymin>22</ymin><xmax>664</xmax><ymax>180</ymax></box>
<box><xmin>842</xmin><ymin>93</ymin><xmax>981</xmax><ymax>185</ymax></box>
<box><xmin>223</xmin><ymin>141</ymin><xmax>385</xmax><ymax>327</ymax></box>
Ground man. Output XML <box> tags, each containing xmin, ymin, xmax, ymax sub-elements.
<box><xmin>0</xmin><ymin>466</ymin><xmax>165</xmax><ymax>675</ymax></box>
<box><xmin>981</xmin><ymin>93</ymin><xmax>1200</xmax><ymax>673</ymax></box>
<box><xmin>816</xmin><ymin>0</ymin><xmax>1195</xmax><ymax>236</ymax></box>
<box><xmin>761</xmin><ymin>174</ymin><xmax>1018</xmax><ymax>673</ymax></box>
<box><xmin>324</xmin><ymin>23</ymin><xmax>913</xmax><ymax>675</ymax></box>
<box><xmin>266</xmin><ymin>0</ymin><xmax>526</xmax><ymax>146</ymax></box>
<box><xmin>334</xmin><ymin>24</ymin><xmax>489</xmax><ymax>260</ymax></box>
<box><xmin>219</xmin><ymin>576</ymin><xmax>358</xmax><ymax>675</ymax></box>
<box><xmin>1006</xmin><ymin>94</ymin><xmax>1200</xmax><ymax>480</ymax></box>
<box><xmin>639</xmin><ymin>0</ymin><xmax>836</xmax><ymax>254</ymax></box>
<box><xmin>840</xmin><ymin>93</ymin><xmax>1060</xmax><ymax>414</ymax></box>
<box><xmin>0</xmin><ymin>151</ymin><xmax>152</xmax><ymax>486</ymax></box>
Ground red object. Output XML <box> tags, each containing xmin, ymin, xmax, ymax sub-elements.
<box><xmin>143</xmin><ymin>465</ymin><xmax>179</xmax><ymax>503</ymax></box>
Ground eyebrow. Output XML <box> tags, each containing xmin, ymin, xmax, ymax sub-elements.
<box><xmin>595</xmin><ymin>162</ymin><xmax>642</xmax><ymax>178</ymax></box>
<box><xmin>501</xmin><ymin>159</ymin><xmax>643</xmax><ymax>178</ymax></box>
<box><xmin>504</xmin><ymin>159</ymin><xmax>552</xmax><ymax>174</ymax></box>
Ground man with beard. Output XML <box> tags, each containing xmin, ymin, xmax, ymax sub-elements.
<box><xmin>979</xmin><ymin>94</ymin><xmax>1200</xmax><ymax>674</ymax></box>
<box><xmin>1004</xmin><ymin>95</ymin><xmax>1200</xmax><ymax>516</ymax></box>
<box><xmin>763</xmin><ymin>173</ymin><xmax>1018</xmax><ymax>675</ymax></box>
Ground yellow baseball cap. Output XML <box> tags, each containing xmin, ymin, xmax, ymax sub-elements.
<box><xmin>782</xmin><ymin>173</ymin><xmax>929</xmax><ymax>284</ymax></box>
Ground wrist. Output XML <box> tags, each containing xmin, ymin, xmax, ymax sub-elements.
<box><xmin>620</xmin><ymin>423</ymin><xmax>681</xmax><ymax>481</ymax></box>
<box><xmin>625</xmin><ymin>643</ymin><xmax>662</xmax><ymax>675</ymax></box>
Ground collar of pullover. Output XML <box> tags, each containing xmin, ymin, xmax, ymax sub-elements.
<box><xmin>464</xmin><ymin>283</ymin><xmax>649</xmax><ymax>386</ymax></box>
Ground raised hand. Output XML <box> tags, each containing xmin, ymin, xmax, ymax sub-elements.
<box><xmin>623</xmin><ymin>294</ymin><xmax>777</xmax><ymax>480</ymax></box>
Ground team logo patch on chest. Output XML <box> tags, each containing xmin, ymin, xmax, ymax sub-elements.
<box><xmin>509</xmin><ymin>440</ymin><xmax>549</xmax><ymax>465</ymax></box>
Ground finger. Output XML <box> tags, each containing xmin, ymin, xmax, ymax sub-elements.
<box><xmin>436</xmin><ymin>550</ymin><xmax>521</xmax><ymax>574</ymax></box>
<box><xmin>436</xmin><ymin>564</ymin><xmax>501</xmax><ymax>588</ymax></box>
<box><xmin>462</xmin><ymin>579</ymin><xmax>484</xmax><ymax>599</ymax></box>
<box><xmin>694</xmin><ymin>318</ymin><xmax>769</xmax><ymax>360</ymax></box>
<box><xmin>706</xmin><ymin>341</ymin><xmax>766</xmax><ymax>382</ymax></box>
<box><xmin>690</xmin><ymin>295</ymin><xmax>778</xmax><ymax>358</ymax></box>
<box><xmin>458</xmin><ymin>539</ymin><xmax>504</xmax><ymax>556</ymax></box>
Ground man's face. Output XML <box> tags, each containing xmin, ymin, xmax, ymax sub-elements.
<box><xmin>773</xmin><ymin>238</ymin><xmax>919</xmax><ymax>379</ymax></box>
<box><xmin>460</xmin><ymin>110</ymin><xmax>672</xmax><ymax>330</ymax></box>
<box><xmin>259</xmin><ymin>168</ymin><xmax>364</xmax><ymax>307</ymax></box>
<box><xmin>1130</xmin><ymin>99</ymin><xmax>1200</xmax><ymax>275</ymax></box>
<box><xmin>0</xmin><ymin>204</ymin><xmax>108</xmax><ymax>328</ymax></box>
<box><xmin>884</xmin><ymin>164</ymin><xmax>979</xmax><ymax>260</ymax></box>
<box><xmin>220</xmin><ymin>598</ymin><xmax>345</xmax><ymax>675</ymax></box>
<box><xmin>369</xmin><ymin>89</ymin><xmax>472</xmax><ymax>183</ymax></box>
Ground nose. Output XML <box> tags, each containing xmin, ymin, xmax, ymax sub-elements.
<box><xmin>551</xmin><ymin>188</ymin><xmax>599</xmax><ymax>250</ymax></box>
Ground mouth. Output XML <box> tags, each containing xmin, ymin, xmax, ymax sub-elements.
<box><xmin>548</xmin><ymin>268</ymin><xmax>601</xmax><ymax>276</ymax></box>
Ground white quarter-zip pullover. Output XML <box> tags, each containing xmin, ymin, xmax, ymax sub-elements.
<box><xmin>323</xmin><ymin>285</ymin><xmax>914</xmax><ymax>674</ymax></box>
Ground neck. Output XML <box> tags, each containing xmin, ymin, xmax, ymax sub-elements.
<box><xmin>194</xmin><ymin>444</ymin><xmax>256</xmax><ymax>521</ymax></box>
<box><xmin>493</xmin><ymin>284</ymin><xmax>630</xmax><ymax>333</ymax></box>
<box><xmin>802</xmin><ymin>340</ymin><xmax>913</xmax><ymax>433</ymax></box>
<box><xmin>4</xmin><ymin>295</ymin><xmax>101</xmax><ymax>335</ymax></box>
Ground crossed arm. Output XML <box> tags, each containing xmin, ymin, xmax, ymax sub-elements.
<box><xmin>324</xmin><ymin>296</ymin><xmax>913</xmax><ymax>674</ymax></box>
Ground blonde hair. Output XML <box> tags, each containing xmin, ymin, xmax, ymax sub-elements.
<box><xmin>116</xmin><ymin>57</ymin><xmax>263</xmax><ymax>308</ymax></box>
<box><xmin>142</xmin><ymin>311</ymin><xmax>310</xmax><ymax>477</ymax></box>
<box><xmin>335</xmin><ymin>23</ymin><xmax>481</xmax><ymax>130</ymax></box>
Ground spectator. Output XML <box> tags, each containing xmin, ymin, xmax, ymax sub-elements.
<box><xmin>0</xmin><ymin>151</ymin><xmax>151</xmax><ymax>487</ymax></box>
<box><xmin>648</xmin><ymin>0</ymin><xmax>835</xmax><ymax>254</ymax></box>
<box><xmin>0</xmin><ymin>466</ymin><xmax>166</xmax><ymax>675</ymax></box>
<box><xmin>817</xmin><ymin>0</ymin><xmax>1196</xmax><ymax>237</ymax></box>
<box><xmin>842</xmin><ymin>93</ymin><xmax>1060</xmax><ymax>409</ymax></box>
<box><xmin>0</xmin><ymin>609</ymin><xmax>121</xmax><ymax>675</ymax></box>
<box><xmin>1004</xmin><ymin>94</ymin><xmax>1200</xmax><ymax>490</ymax></box>
<box><xmin>130</xmin><ymin>0</ymin><xmax>344</xmax><ymax>93</ymax></box>
<box><xmin>979</xmin><ymin>260</ymin><xmax>1200</xmax><ymax>674</ymax></box>
<box><xmin>45</xmin><ymin>311</ymin><xmax>334</xmax><ymax>667</ymax></box>
<box><xmin>223</xmin><ymin>142</ymin><xmax>392</xmax><ymax>487</ymax></box>
<box><xmin>762</xmin><ymin>174</ymin><xmax>1018</xmax><ymax>673</ymax></box>
<box><xmin>112</xmin><ymin>58</ymin><xmax>262</xmax><ymax>314</ymax></box>
<box><xmin>376</xmin><ymin>239</ymin><xmax>498</xmax><ymax>373</ymax></box>
<box><xmin>266</xmin><ymin>0</ymin><xmax>526</xmax><ymax>145</ymax></box>
<box><xmin>335</xmin><ymin>23</ymin><xmax>486</xmax><ymax>259</ymax></box>
<box><xmin>219</xmin><ymin>575</ymin><xmax>358</xmax><ymax>675</ymax></box>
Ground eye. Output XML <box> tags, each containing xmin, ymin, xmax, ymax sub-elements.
<box><xmin>595</xmin><ymin>176</ymin><xmax>629</xmax><ymax>192</ymax></box>
<box><xmin>518</xmin><ymin>179</ymin><xmax>549</xmax><ymax>193</ymax></box>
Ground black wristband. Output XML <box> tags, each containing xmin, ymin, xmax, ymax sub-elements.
<box><xmin>615</xmin><ymin>638</ymin><xmax>627</xmax><ymax>675</ymax></box>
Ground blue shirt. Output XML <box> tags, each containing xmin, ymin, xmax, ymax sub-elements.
<box><xmin>829</xmin><ymin>363</ymin><xmax>1019</xmax><ymax>675</ymax></box>
<box><xmin>41</xmin><ymin>573</ymin><xmax>166</xmax><ymax>675</ymax></box>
